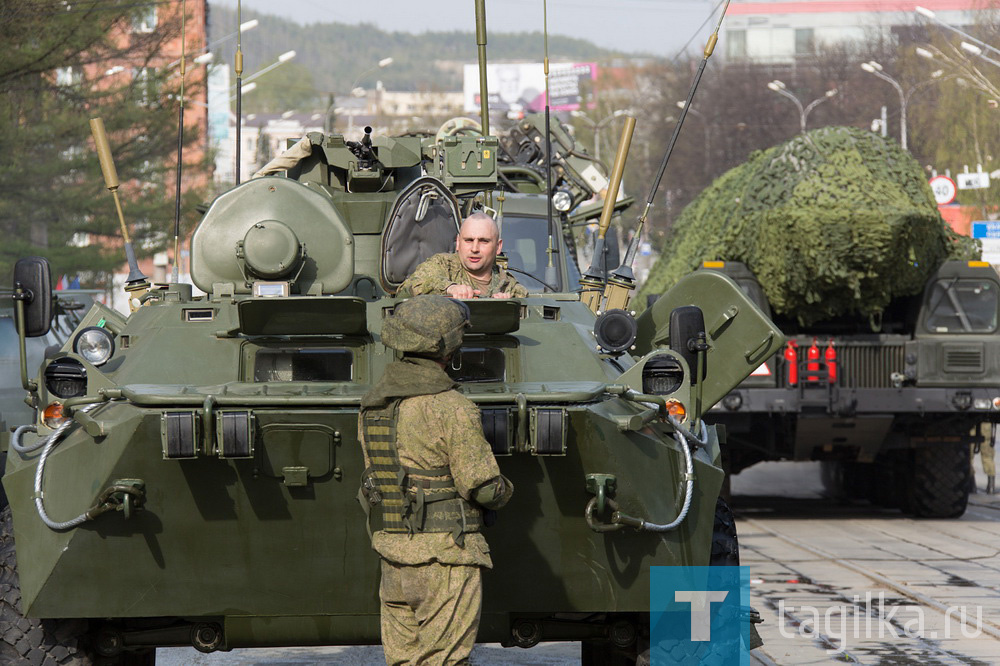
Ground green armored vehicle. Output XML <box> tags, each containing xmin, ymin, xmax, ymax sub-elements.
<box><xmin>4</xmin><ymin>17</ymin><xmax>778</xmax><ymax>666</ymax></box>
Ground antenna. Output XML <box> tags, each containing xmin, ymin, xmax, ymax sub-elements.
<box><xmin>634</xmin><ymin>0</ymin><xmax>731</xmax><ymax>246</ymax></box>
<box><xmin>171</xmin><ymin>0</ymin><xmax>187</xmax><ymax>283</ymax></box>
<box><xmin>543</xmin><ymin>0</ymin><xmax>557</xmax><ymax>290</ymax></box>
<box><xmin>599</xmin><ymin>0</ymin><xmax>732</xmax><ymax>313</ymax></box>
<box><xmin>474</xmin><ymin>0</ymin><xmax>490</xmax><ymax>137</ymax></box>
<box><xmin>234</xmin><ymin>0</ymin><xmax>244</xmax><ymax>185</ymax></box>
<box><xmin>89</xmin><ymin>117</ymin><xmax>150</xmax><ymax>311</ymax></box>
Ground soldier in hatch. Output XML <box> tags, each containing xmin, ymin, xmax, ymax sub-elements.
<box><xmin>358</xmin><ymin>295</ymin><xmax>514</xmax><ymax>666</ymax></box>
<box><xmin>397</xmin><ymin>212</ymin><xmax>528</xmax><ymax>299</ymax></box>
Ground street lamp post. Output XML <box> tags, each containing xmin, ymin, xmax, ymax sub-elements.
<box><xmin>168</xmin><ymin>19</ymin><xmax>259</xmax><ymax>70</ymax></box>
<box><xmin>961</xmin><ymin>42</ymin><xmax>1000</xmax><ymax>70</ymax></box>
<box><xmin>570</xmin><ymin>109</ymin><xmax>630</xmax><ymax>161</ymax></box>
<box><xmin>675</xmin><ymin>101</ymin><xmax>711</xmax><ymax>168</ymax></box>
<box><xmin>916</xmin><ymin>6</ymin><xmax>1000</xmax><ymax>59</ymax></box>
<box><xmin>238</xmin><ymin>50</ymin><xmax>296</xmax><ymax>87</ymax></box>
<box><xmin>917</xmin><ymin>44</ymin><xmax>1000</xmax><ymax>100</ymax></box>
<box><xmin>860</xmin><ymin>62</ymin><xmax>908</xmax><ymax>150</ymax></box>
<box><xmin>766</xmin><ymin>80</ymin><xmax>838</xmax><ymax>134</ymax></box>
<box><xmin>327</xmin><ymin>57</ymin><xmax>393</xmax><ymax>135</ymax></box>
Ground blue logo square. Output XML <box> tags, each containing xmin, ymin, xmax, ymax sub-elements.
<box><xmin>650</xmin><ymin>566</ymin><xmax>753</xmax><ymax>665</ymax></box>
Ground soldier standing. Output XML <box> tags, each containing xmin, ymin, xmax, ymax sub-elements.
<box><xmin>973</xmin><ymin>422</ymin><xmax>996</xmax><ymax>494</ymax></box>
<box><xmin>358</xmin><ymin>295</ymin><xmax>514</xmax><ymax>665</ymax></box>
<box><xmin>397</xmin><ymin>212</ymin><xmax>528</xmax><ymax>299</ymax></box>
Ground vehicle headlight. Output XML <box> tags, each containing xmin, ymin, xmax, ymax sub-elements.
<box><xmin>551</xmin><ymin>189</ymin><xmax>573</xmax><ymax>212</ymax></box>
<box><xmin>44</xmin><ymin>358</ymin><xmax>87</xmax><ymax>398</ymax></box>
<box><xmin>73</xmin><ymin>326</ymin><xmax>114</xmax><ymax>366</ymax></box>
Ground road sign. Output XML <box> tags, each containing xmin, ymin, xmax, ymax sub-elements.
<box><xmin>972</xmin><ymin>221</ymin><xmax>1000</xmax><ymax>239</ymax></box>
<box><xmin>929</xmin><ymin>175</ymin><xmax>957</xmax><ymax>205</ymax></box>
<box><xmin>957</xmin><ymin>172</ymin><xmax>990</xmax><ymax>190</ymax></box>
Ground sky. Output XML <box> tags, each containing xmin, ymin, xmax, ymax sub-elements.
<box><xmin>220</xmin><ymin>0</ymin><xmax>724</xmax><ymax>58</ymax></box>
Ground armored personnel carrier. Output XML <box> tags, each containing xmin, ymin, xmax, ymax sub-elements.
<box><xmin>3</xmin><ymin>10</ymin><xmax>778</xmax><ymax>665</ymax></box>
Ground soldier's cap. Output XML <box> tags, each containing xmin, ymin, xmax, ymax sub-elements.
<box><xmin>382</xmin><ymin>295</ymin><xmax>470</xmax><ymax>358</ymax></box>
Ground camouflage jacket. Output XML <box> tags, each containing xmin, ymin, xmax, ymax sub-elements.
<box><xmin>397</xmin><ymin>252</ymin><xmax>529</xmax><ymax>298</ymax></box>
<box><xmin>359</xmin><ymin>359</ymin><xmax>513</xmax><ymax>568</ymax></box>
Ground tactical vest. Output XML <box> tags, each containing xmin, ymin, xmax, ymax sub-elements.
<box><xmin>359</xmin><ymin>400</ymin><xmax>482</xmax><ymax>546</ymax></box>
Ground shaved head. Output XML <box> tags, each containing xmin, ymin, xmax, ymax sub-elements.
<box><xmin>456</xmin><ymin>212</ymin><xmax>502</xmax><ymax>279</ymax></box>
<box><xmin>459</xmin><ymin>212</ymin><xmax>499</xmax><ymax>240</ymax></box>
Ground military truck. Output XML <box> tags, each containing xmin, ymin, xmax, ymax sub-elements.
<box><xmin>637</xmin><ymin>126</ymin><xmax>995</xmax><ymax>518</ymax></box>
<box><xmin>694</xmin><ymin>259</ymin><xmax>998</xmax><ymax>517</ymax></box>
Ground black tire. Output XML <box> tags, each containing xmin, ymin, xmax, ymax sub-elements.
<box><xmin>710</xmin><ymin>497</ymin><xmax>739</xmax><ymax>567</ymax></box>
<box><xmin>0</xmin><ymin>507</ymin><xmax>155</xmax><ymax>665</ymax></box>
<box><xmin>911</xmin><ymin>443</ymin><xmax>971</xmax><ymax>518</ymax></box>
<box><xmin>581</xmin><ymin>640</ymin><xmax>636</xmax><ymax>666</ymax></box>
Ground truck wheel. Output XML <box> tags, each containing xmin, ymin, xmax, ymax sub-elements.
<box><xmin>911</xmin><ymin>443</ymin><xmax>971</xmax><ymax>518</ymax></box>
<box><xmin>0</xmin><ymin>507</ymin><xmax>155</xmax><ymax>665</ymax></box>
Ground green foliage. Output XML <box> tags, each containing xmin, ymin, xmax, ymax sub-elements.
<box><xmin>637</xmin><ymin>127</ymin><xmax>979</xmax><ymax>324</ymax></box>
<box><xmin>0</xmin><ymin>0</ymin><xmax>212</xmax><ymax>287</ymax></box>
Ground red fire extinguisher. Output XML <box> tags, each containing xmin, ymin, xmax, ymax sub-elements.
<box><xmin>784</xmin><ymin>340</ymin><xmax>798</xmax><ymax>386</ymax></box>
<box><xmin>825</xmin><ymin>339</ymin><xmax>837</xmax><ymax>385</ymax></box>
<box><xmin>806</xmin><ymin>337</ymin><xmax>820</xmax><ymax>382</ymax></box>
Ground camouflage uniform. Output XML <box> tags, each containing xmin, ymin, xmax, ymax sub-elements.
<box><xmin>397</xmin><ymin>252</ymin><xmax>528</xmax><ymax>298</ymax></box>
<box><xmin>972</xmin><ymin>422</ymin><xmax>996</xmax><ymax>494</ymax></box>
<box><xmin>358</xmin><ymin>296</ymin><xmax>513</xmax><ymax>666</ymax></box>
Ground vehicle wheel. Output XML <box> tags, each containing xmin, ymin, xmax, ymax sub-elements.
<box><xmin>581</xmin><ymin>640</ymin><xmax>637</xmax><ymax>666</ymax></box>
<box><xmin>0</xmin><ymin>507</ymin><xmax>155</xmax><ymax>665</ymax></box>
<box><xmin>711</xmin><ymin>497</ymin><xmax>739</xmax><ymax>566</ymax></box>
<box><xmin>910</xmin><ymin>443</ymin><xmax>971</xmax><ymax>518</ymax></box>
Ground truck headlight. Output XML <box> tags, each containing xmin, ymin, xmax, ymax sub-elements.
<box><xmin>73</xmin><ymin>326</ymin><xmax>114</xmax><ymax>366</ymax></box>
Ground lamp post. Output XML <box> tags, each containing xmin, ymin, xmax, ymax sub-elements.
<box><xmin>327</xmin><ymin>57</ymin><xmax>393</xmax><ymax>135</ymax></box>
<box><xmin>236</xmin><ymin>50</ymin><xmax>296</xmax><ymax>87</ymax></box>
<box><xmin>861</xmin><ymin>62</ymin><xmax>908</xmax><ymax>150</ymax></box>
<box><xmin>675</xmin><ymin>101</ymin><xmax>711</xmax><ymax>167</ymax></box>
<box><xmin>916</xmin><ymin>6</ymin><xmax>1000</xmax><ymax>59</ymax></box>
<box><xmin>961</xmin><ymin>42</ymin><xmax>1000</xmax><ymax>70</ymax></box>
<box><xmin>917</xmin><ymin>44</ymin><xmax>1000</xmax><ymax>100</ymax></box>
<box><xmin>766</xmin><ymin>80</ymin><xmax>838</xmax><ymax>133</ymax></box>
<box><xmin>168</xmin><ymin>19</ymin><xmax>259</xmax><ymax>70</ymax></box>
<box><xmin>570</xmin><ymin>108</ymin><xmax>630</xmax><ymax>161</ymax></box>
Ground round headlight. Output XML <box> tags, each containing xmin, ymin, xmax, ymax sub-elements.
<box><xmin>551</xmin><ymin>190</ymin><xmax>573</xmax><ymax>212</ymax></box>
<box><xmin>73</xmin><ymin>326</ymin><xmax>114</xmax><ymax>366</ymax></box>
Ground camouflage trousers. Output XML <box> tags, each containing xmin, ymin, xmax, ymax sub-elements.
<box><xmin>380</xmin><ymin>559</ymin><xmax>482</xmax><ymax>666</ymax></box>
<box><xmin>971</xmin><ymin>423</ymin><xmax>996</xmax><ymax>477</ymax></box>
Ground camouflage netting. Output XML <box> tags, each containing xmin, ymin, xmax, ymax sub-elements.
<box><xmin>637</xmin><ymin>126</ymin><xmax>979</xmax><ymax>325</ymax></box>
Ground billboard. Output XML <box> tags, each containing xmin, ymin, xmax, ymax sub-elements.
<box><xmin>463</xmin><ymin>62</ymin><xmax>597</xmax><ymax>114</ymax></box>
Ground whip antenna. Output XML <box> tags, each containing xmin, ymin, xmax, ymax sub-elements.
<box><xmin>543</xmin><ymin>0</ymin><xmax>557</xmax><ymax>289</ymax></box>
<box><xmin>634</xmin><ymin>0</ymin><xmax>730</xmax><ymax>236</ymax></box>
<box><xmin>234</xmin><ymin>0</ymin><xmax>244</xmax><ymax>185</ymax></box>
<box><xmin>171</xmin><ymin>0</ymin><xmax>187</xmax><ymax>283</ymax></box>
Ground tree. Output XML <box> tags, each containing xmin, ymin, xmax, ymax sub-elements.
<box><xmin>0</xmin><ymin>0</ymin><xmax>212</xmax><ymax>286</ymax></box>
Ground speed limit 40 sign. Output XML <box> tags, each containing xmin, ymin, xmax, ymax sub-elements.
<box><xmin>929</xmin><ymin>175</ymin><xmax>957</xmax><ymax>205</ymax></box>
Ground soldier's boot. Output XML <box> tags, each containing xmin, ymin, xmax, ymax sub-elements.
<box><xmin>987</xmin><ymin>475</ymin><xmax>996</xmax><ymax>495</ymax></box>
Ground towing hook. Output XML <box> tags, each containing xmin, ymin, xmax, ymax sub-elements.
<box><xmin>89</xmin><ymin>480</ymin><xmax>146</xmax><ymax>521</ymax></box>
<box><xmin>585</xmin><ymin>496</ymin><xmax>624</xmax><ymax>533</ymax></box>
